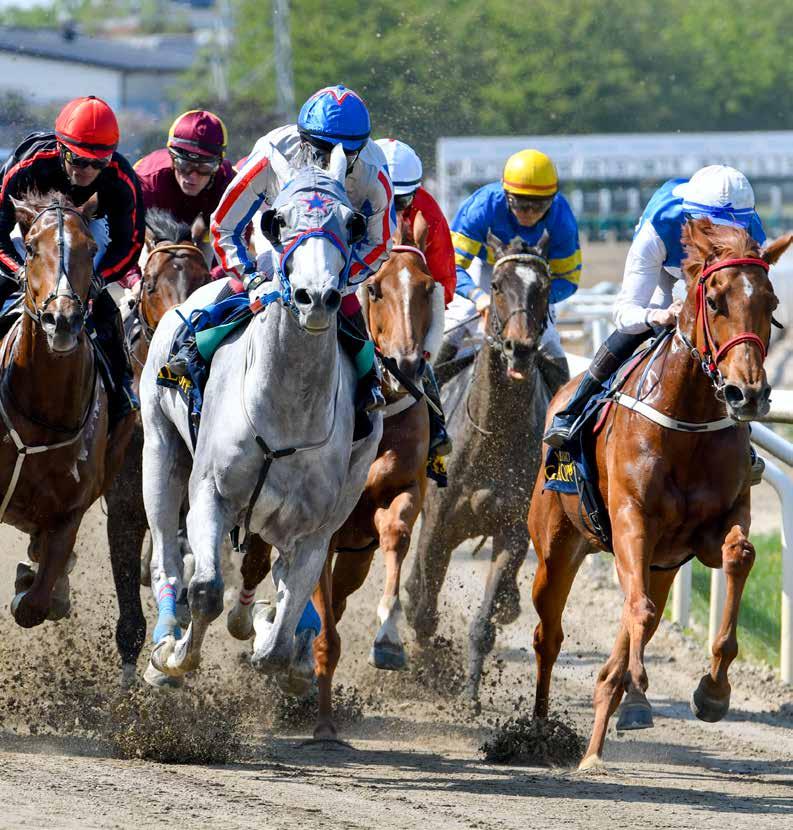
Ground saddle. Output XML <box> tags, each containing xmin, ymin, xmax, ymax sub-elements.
<box><xmin>542</xmin><ymin>332</ymin><xmax>671</xmax><ymax>551</ymax></box>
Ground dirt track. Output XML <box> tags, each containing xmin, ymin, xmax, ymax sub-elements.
<box><xmin>0</xmin><ymin>497</ymin><xmax>791</xmax><ymax>830</ymax></box>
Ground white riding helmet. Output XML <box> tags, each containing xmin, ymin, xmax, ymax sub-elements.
<box><xmin>375</xmin><ymin>138</ymin><xmax>423</xmax><ymax>196</ymax></box>
<box><xmin>673</xmin><ymin>165</ymin><xmax>755</xmax><ymax>229</ymax></box>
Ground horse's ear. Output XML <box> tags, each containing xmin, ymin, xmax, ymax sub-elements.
<box><xmin>328</xmin><ymin>143</ymin><xmax>347</xmax><ymax>184</ymax></box>
<box><xmin>144</xmin><ymin>224</ymin><xmax>157</xmax><ymax>251</ymax></box>
<box><xmin>487</xmin><ymin>231</ymin><xmax>505</xmax><ymax>261</ymax></box>
<box><xmin>395</xmin><ymin>214</ymin><xmax>416</xmax><ymax>247</ymax></box>
<box><xmin>762</xmin><ymin>231</ymin><xmax>793</xmax><ymax>266</ymax></box>
<box><xmin>80</xmin><ymin>193</ymin><xmax>99</xmax><ymax>222</ymax></box>
<box><xmin>682</xmin><ymin>218</ymin><xmax>715</xmax><ymax>278</ymax></box>
<box><xmin>260</xmin><ymin>209</ymin><xmax>283</xmax><ymax>245</ymax></box>
<box><xmin>191</xmin><ymin>214</ymin><xmax>207</xmax><ymax>246</ymax></box>
<box><xmin>268</xmin><ymin>146</ymin><xmax>291</xmax><ymax>184</ymax></box>
<box><xmin>413</xmin><ymin>210</ymin><xmax>429</xmax><ymax>253</ymax></box>
<box><xmin>10</xmin><ymin>196</ymin><xmax>36</xmax><ymax>234</ymax></box>
<box><xmin>347</xmin><ymin>212</ymin><xmax>367</xmax><ymax>245</ymax></box>
<box><xmin>535</xmin><ymin>228</ymin><xmax>550</xmax><ymax>257</ymax></box>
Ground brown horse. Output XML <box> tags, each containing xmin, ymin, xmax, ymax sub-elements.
<box><xmin>529</xmin><ymin>218</ymin><xmax>793</xmax><ymax>770</ymax></box>
<box><xmin>310</xmin><ymin>227</ymin><xmax>442</xmax><ymax>739</ymax></box>
<box><xmin>2</xmin><ymin>191</ymin><xmax>134</xmax><ymax>628</ymax></box>
<box><xmin>105</xmin><ymin>208</ymin><xmax>211</xmax><ymax>683</ymax></box>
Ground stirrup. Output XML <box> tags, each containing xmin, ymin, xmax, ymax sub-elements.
<box><xmin>750</xmin><ymin>454</ymin><xmax>765</xmax><ymax>487</ymax></box>
<box><xmin>543</xmin><ymin>416</ymin><xmax>576</xmax><ymax>449</ymax></box>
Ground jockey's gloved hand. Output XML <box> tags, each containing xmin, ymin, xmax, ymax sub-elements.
<box><xmin>243</xmin><ymin>270</ymin><xmax>268</xmax><ymax>292</ymax></box>
<box><xmin>646</xmin><ymin>299</ymin><xmax>683</xmax><ymax>328</ymax></box>
<box><xmin>243</xmin><ymin>249</ymin><xmax>280</xmax><ymax>292</ymax></box>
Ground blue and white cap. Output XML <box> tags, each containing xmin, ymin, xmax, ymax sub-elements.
<box><xmin>297</xmin><ymin>85</ymin><xmax>371</xmax><ymax>152</ymax></box>
<box><xmin>673</xmin><ymin>165</ymin><xmax>756</xmax><ymax>228</ymax></box>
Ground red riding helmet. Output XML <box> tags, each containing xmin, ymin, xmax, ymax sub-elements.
<box><xmin>55</xmin><ymin>96</ymin><xmax>119</xmax><ymax>160</ymax></box>
<box><xmin>167</xmin><ymin>110</ymin><xmax>228</xmax><ymax>162</ymax></box>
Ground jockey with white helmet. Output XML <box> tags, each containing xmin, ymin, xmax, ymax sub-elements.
<box><xmin>544</xmin><ymin>165</ymin><xmax>766</xmax><ymax>448</ymax></box>
<box><xmin>210</xmin><ymin>85</ymin><xmax>396</xmax><ymax>421</ymax></box>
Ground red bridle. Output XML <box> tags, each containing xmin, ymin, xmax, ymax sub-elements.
<box><xmin>695</xmin><ymin>256</ymin><xmax>770</xmax><ymax>374</ymax></box>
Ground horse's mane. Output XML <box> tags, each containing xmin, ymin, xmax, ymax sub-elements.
<box><xmin>145</xmin><ymin>208</ymin><xmax>193</xmax><ymax>244</ymax></box>
<box><xmin>682</xmin><ymin>219</ymin><xmax>761</xmax><ymax>279</ymax></box>
<box><xmin>20</xmin><ymin>189</ymin><xmax>77</xmax><ymax>211</ymax></box>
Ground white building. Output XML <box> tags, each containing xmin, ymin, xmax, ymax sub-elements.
<box><xmin>0</xmin><ymin>26</ymin><xmax>196</xmax><ymax>116</ymax></box>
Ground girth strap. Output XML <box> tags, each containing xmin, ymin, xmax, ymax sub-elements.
<box><xmin>612</xmin><ymin>391</ymin><xmax>736</xmax><ymax>432</ymax></box>
<box><xmin>242</xmin><ymin>435</ymin><xmax>296</xmax><ymax>545</ymax></box>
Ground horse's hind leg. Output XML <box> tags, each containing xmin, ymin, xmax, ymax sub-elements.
<box><xmin>227</xmin><ymin>535</ymin><xmax>272</xmax><ymax>641</ymax></box>
<box><xmin>581</xmin><ymin>567</ymin><xmax>676</xmax><ymax>770</ymax></box>
<box><xmin>313</xmin><ymin>550</ymin><xmax>343</xmax><ymax>741</ymax></box>
<box><xmin>529</xmin><ymin>489</ymin><xmax>589</xmax><ymax>719</ymax></box>
<box><xmin>691</xmin><ymin>521</ymin><xmax>754</xmax><ymax>723</ymax></box>
<box><xmin>468</xmin><ymin>522</ymin><xmax>528</xmax><ymax>701</ymax></box>
<box><xmin>371</xmin><ymin>484</ymin><xmax>423</xmax><ymax>670</ymax></box>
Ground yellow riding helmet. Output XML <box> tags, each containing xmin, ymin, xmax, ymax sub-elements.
<box><xmin>502</xmin><ymin>149</ymin><xmax>558</xmax><ymax>197</ymax></box>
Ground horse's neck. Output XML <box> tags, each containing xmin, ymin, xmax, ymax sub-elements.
<box><xmin>641</xmin><ymin>332</ymin><xmax>729</xmax><ymax>423</ymax></box>
<box><xmin>468</xmin><ymin>345</ymin><xmax>538</xmax><ymax>431</ymax></box>
<box><xmin>4</xmin><ymin>315</ymin><xmax>94</xmax><ymax>430</ymax></box>
<box><xmin>247</xmin><ymin>305</ymin><xmax>340</xmax><ymax>436</ymax></box>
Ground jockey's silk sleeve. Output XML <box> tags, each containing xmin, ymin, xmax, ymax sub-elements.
<box><xmin>211</xmin><ymin>150</ymin><xmax>274</xmax><ymax>278</ymax></box>
<box><xmin>347</xmin><ymin>164</ymin><xmax>396</xmax><ymax>283</ymax></box>
<box><xmin>546</xmin><ymin>196</ymin><xmax>582</xmax><ymax>304</ymax></box>
<box><xmin>614</xmin><ymin>221</ymin><xmax>670</xmax><ymax>333</ymax></box>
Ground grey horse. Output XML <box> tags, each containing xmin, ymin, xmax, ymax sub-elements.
<box><xmin>404</xmin><ymin>237</ymin><xmax>557</xmax><ymax>700</ymax></box>
<box><xmin>140</xmin><ymin>145</ymin><xmax>382</xmax><ymax>687</ymax></box>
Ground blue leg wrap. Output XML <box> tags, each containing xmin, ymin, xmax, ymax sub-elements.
<box><xmin>153</xmin><ymin>584</ymin><xmax>182</xmax><ymax>643</ymax></box>
<box><xmin>295</xmin><ymin>600</ymin><xmax>322</xmax><ymax>636</ymax></box>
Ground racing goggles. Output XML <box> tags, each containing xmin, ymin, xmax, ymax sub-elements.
<box><xmin>507</xmin><ymin>193</ymin><xmax>554</xmax><ymax>217</ymax></box>
<box><xmin>61</xmin><ymin>146</ymin><xmax>111</xmax><ymax>170</ymax></box>
<box><xmin>394</xmin><ymin>192</ymin><xmax>415</xmax><ymax>212</ymax></box>
<box><xmin>301</xmin><ymin>133</ymin><xmax>361</xmax><ymax>172</ymax></box>
<box><xmin>169</xmin><ymin>150</ymin><xmax>221</xmax><ymax>176</ymax></box>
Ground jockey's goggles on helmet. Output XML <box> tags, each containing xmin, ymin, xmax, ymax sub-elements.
<box><xmin>299</xmin><ymin>131</ymin><xmax>362</xmax><ymax>172</ymax></box>
<box><xmin>169</xmin><ymin>149</ymin><xmax>221</xmax><ymax>175</ymax></box>
<box><xmin>506</xmin><ymin>193</ymin><xmax>553</xmax><ymax>217</ymax></box>
<box><xmin>60</xmin><ymin>145</ymin><xmax>111</xmax><ymax>170</ymax></box>
<box><xmin>394</xmin><ymin>192</ymin><xmax>415</xmax><ymax>212</ymax></box>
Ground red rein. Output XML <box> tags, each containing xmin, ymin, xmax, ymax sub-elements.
<box><xmin>695</xmin><ymin>256</ymin><xmax>770</xmax><ymax>369</ymax></box>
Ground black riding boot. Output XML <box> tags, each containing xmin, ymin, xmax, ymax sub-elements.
<box><xmin>423</xmin><ymin>363</ymin><xmax>452</xmax><ymax>455</ymax></box>
<box><xmin>91</xmin><ymin>288</ymin><xmax>139</xmax><ymax>429</ymax></box>
<box><xmin>543</xmin><ymin>329</ymin><xmax>650</xmax><ymax>448</ymax></box>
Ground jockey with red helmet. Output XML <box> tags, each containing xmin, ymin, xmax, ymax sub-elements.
<box><xmin>210</xmin><ymin>84</ymin><xmax>396</xmax><ymax>421</ymax></box>
<box><xmin>0</xmin><ymin>95</ymin><xmax>145</xmax><ymax>427</ymax></box>
<box><xmin>127</xmin><ymin>110</ymin><xmax>236</xmax><ymax>284</ymax></box>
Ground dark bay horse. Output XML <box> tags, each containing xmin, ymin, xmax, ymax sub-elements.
<box><xmin>105</xmin><ymin>209</ymin><xmax>211</xmax><ymax>684</ymax></box>
<box><xmin>404</xmin><ymin>237</ymin><xmax>553</xmax><ymax>700</ymax></box>
<box><xmin>529</xmin><ymin>218</ymin><xmax>792</xmax><ymax>770</ymax></box>
<box><xmin>3</xmin><ymin>191</ymin><xmax>134</xmax><ymax>628</ymax></box>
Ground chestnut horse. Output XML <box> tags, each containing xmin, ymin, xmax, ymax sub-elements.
<box><xmin>105</xmin><ymin>209</ymin><xmax>211</xmax><ymax>683</ymax></box>
<box><xmin>2</xmin><ymin>191</ymin><xmax>133</xmax><ymax>628</ymax></box>
<box><xmin>529</xmin><ymin>218</ymin><xmax>793</xmax><ymax>770</ymax></box>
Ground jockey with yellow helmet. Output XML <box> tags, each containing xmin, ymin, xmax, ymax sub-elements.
<box><xmin>447</xmin><ymin>149</ymin><xmax>582</xmax><ymax>391</ymax></box>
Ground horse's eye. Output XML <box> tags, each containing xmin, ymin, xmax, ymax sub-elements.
<box><xmin>368</xmin><ymin>283</ymin><xmax>379</xmax><ymax>301</ymax></box>
<box><xmin>707</xmin><ymin>296</ymin><xmax>718</xmax><ymax>312</ymax></box>
<box><xmin>491</xmin><ymin>282</ymin><xmax>501</xmax><ymax>295</ymax></box>
<box><xmin>25</xmin><ymin>243</ymin><xmax>35</xmax><ymax>257</ymax></box>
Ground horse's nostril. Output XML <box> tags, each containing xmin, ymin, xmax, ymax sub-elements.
<box><xmin>294</xmin><ymin>288</ymin><xmax>311</xmax><ymax>307</ymax></box>
<box><xmin>40</xmin><ymin>312</ymin><xmax>55</xmax><ymax>328</ymax></box>
<box><xmin>503</xmin><ymin>339</ymin><xmax>515</xmax><ymax>354</ymax></box>
<box><xmin>762</xmin><ymin>384</ymin><xmax>772</xmax><ymax>402</ymax></box>
<box><xmin>723</xmin><ymin>384</ymin><xmax>746</xmax><ymax>407</ymax></box>
<box><xmin>322</xmin><ymin>288</ymin><xmax>341</xmax><ymax>311</ymax></box>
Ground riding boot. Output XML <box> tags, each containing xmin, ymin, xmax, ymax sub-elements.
<box><xmin>423</xmin><ymin>363</ymin><xmax>453</xmax><ymax>455</ymax></box>
<box><xmin>750</xmin><ymin>444</ymin><xmax>765</xmax><ymax>486</ymax></box>
<box><xmin>542</xmin><ymin>371</ymin><xmax>603</xmax><ymax>448</ymax></box>
<box><xmin>91</xmin><ymin>287</ymin><xmax>140</xmax><ymax>429</ymax></box>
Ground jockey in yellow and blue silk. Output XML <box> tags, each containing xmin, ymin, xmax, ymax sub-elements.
<box><xmin>446</xmin><ymin>149</ymin><xmax>580</xmax><ymax>390</ymax></box>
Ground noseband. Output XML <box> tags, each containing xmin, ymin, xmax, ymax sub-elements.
<box><xmin>679</xmin><ymin>256</ymin><xmax>770</xmax><ymax>392</ymax></box>
<box><xmin>19</xmin><ymin>204</ymin><xmax>92</xmax><ymax>326</ymax></box>
<box><xmin>486</xmin><ymin>252</ymin><xmax>550</xmax><ymax>358</ymax></box>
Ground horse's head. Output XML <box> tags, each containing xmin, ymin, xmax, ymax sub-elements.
<box><xmin>10</xmin><ymin>191</ymin><xmax>98</xmax><ymax>353</ymax></box>
<box><xmin>360</xmin><ymin>217</ymin><xmax>442</xmax><ymax>394</ymax></box>
<box><xmin>486</xmin><ymin>233</ymin><xmax>552</xmax><ymax>381</ymax></box>
<box><xmin>140</xmin><ymin>209</ymin><xmax>211</xmax><ymax>332</ymax></box>
<box><xmin>262</xmin><ymin>145</ymin><xmax>366</xmax><ymax>333</ymax></box>
<box><xmin>680</xmin><ymin>218</ymin><xmax>793</xmax><ymax>420</ymax></box>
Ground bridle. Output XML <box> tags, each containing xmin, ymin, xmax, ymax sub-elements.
<box><xmin>486</xmin><ymin>252</ymin><xmax>550</xmax><ymax>359</ymax></box>
<box><xmin>677</xmin><ymin>255</ymin><xmax>770</xmax><ymax>395</ymax></box>
<box><xmin>19</xmin><ymin>204</ymin><xmax>93</xmax><ymax>326</ymax></box>
<box><xmin>392</xmin><ymin>244</ymin><xmax>428</xmax><ymax>270</ymax></box>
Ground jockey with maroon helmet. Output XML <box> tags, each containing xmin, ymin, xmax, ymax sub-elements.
<box><xmin>210</xmin><ymin>84</ymin><xmax>396</xmax><ymax>421</ymax></box>
<box><xmin>0</xmin><ymin>95</ymin><xmax>145</xmax><ymax>428</ymax></box>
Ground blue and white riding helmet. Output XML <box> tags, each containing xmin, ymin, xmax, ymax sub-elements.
<box><xmin>375</xmin><ymin>138</ymin><xmax>423</xmax><ymax>196</ymax></box>
<box><xmin>673</xmin><ymin>165</ymin><xmax>756</xmax><ymax>229</ymax></box>
<box><xmin>297</xmin><ymin>85</ymin><xmax>371</xmax><ymax>153</ymax></box>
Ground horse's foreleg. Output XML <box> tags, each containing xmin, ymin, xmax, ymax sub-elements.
<box><xmin>583</xmin><ymin>567</ymin><xmax>676</xmax><ymax>769</ymax></box>
<box><xmin>330</xmin><ymin>546</ymin><xmax>376</xmax><ymax>624</ymax></box>
<box><xmin>691</xmin><ymin>522</ymin><xmax>754</xmax><ymax>723</ymax></box>
<box><xmin>228</xmin><ymin>535</ymin><xmax>272</xmax><ymax>641</ymax></box>
<box><xmin>371</xmin><ymin>485</ymin><xmax>422</xmax><ymax>670</ymax></box>
<box><xmin>12</xmin><ymin>516</ymin><xmax>80</xmax><ymax>629</ymax></box>
<box><xmin>313</xmin><ymin>549</ymin><xmax>342</xmax><ymax>741</ymax></box>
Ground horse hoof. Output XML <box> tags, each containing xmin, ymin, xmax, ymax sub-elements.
<box><xmin>46</xmin><ymin>596</ymin><xmax>71</xmax><ymax>622</ymax></box>
<box><xmin>578</xmin><ymin>755</ymin><xmax>607</xmax><ymax>773</ymax></box>
<box><xmin>275</xmin><ymin>670</ymin><xmax>314</xmax><ymax>698</ymax></box>
<box><xmin>120</xmin><ymin>663</ymin><xmax>138</xmax><ymax>689</ymax></box>
<box><xmin>492</xmin><ymin>586</ymin><xmax>521</xmax><ymax>627</ymax></box>
<box><xmin>369</xmin><ymin>641</ymin><xmax>407</xmax><ymax>671</ymax></box>
<box><xmin>690</xmin><ymin>678</ymin><xmax>730</xmax><ymax>723</ymax></box>
<box><xmin>150</xmin><ymin>636</ymin><xmax>187</xmax><ymax>677</ymax></box>
<box><xmin>10</xmin><ymin>592</ymin><xmax>47</xmax><ymax>628</ymax></box>
<box><xmin>143</xmin><ymin>660</ymin><xmax>184</xmax><ymax>690</ymax></box>
<box><xmin>616</xmin><ymin>696</ymin><xmax>654</xmax><ymax>731</ymax></box>
<box><xmin>227</xmin><ymin>605</ymin><xmax>254</xmax><ymax>641</ymax></box>
<box><xmin>14</xmin><ymin>561</ymin><xmax>36</xmax><ymax>594</ymax></box>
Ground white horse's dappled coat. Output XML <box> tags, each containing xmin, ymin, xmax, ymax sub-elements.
<box><xmin>140</xmin><ymin>146</ymin><xmax>382</xmax><ymax>681</ymax></box>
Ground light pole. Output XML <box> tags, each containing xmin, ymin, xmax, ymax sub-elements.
<box><xmin>273</xmin><ymin>0</ymin><xmax>296</xmax><ymax>121</ymax></box>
